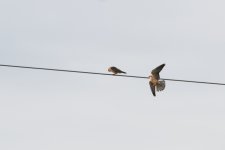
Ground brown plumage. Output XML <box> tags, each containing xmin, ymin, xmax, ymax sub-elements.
<box><xmin>108</xmin><ymin>66</ymin><xmax>126</xmax><ymax>75</ymax></box>
<box><xmin>149</xmin><ymin>64</ymin><xmax>166</xmax><ymax>96</ymax></box>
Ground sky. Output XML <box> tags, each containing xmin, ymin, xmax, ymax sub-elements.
<box><xmin>0</xmin><ymin>0</ymin><xmax>225</xmax><ymax>149</ymax></box>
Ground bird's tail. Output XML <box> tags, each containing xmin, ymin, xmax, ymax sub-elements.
<box><xmin>156</xmin><ymin>80</ymin><xmax>165</xmax><ymax>91</ymax></box>
<box><xmin>121</xmin><ymin>71</ymin><xmax>126</xmax><ymax>74</ymax></box>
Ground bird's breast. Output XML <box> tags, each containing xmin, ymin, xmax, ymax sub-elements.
<box><xmin>150</xmin><ymin>78</ymin><xmax>158</xmax><ymax>85</ymax></box>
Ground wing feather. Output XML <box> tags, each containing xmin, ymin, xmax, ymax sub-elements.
<box><xmin>111</xmin><ymin>67</ymin><xmax>126</xmax><ymax>74</ymax></box>
<box><xmin>149</xmin><ymin>81</ymin><xmax>156</xmax><ymax>96</ymax></box>
<box><xmin>151</xmin><ymin>64</ymin><xmax>165</xmax><ymax>74</ymax></box>
<box><xmin>151</xmin><ymin>64</ymin><xmax>165</xmax><ymax>80</ymax></box>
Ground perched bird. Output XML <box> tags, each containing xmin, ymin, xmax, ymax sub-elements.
<box><xmin>108</xmin><ymin>66</ymin><xmax>126</xmax><ymax>75</ymax></box>
<box><xmin>149</xmin><ymin>64</ymin><xmax>166</xmax><ymax>96</ymax></box>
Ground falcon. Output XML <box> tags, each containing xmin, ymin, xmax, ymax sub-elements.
<box><xmin>149</xmin><ymin>64</ymin><xmax>166</xmax><ymax>96</ymax></box>
<box><xmin>108</xmin><ymin>66</ymin><xmax>126</xmax><ymax>75</ymax></box>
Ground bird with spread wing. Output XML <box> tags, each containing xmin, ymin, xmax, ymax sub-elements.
<box><xmin>149</xmin><ymin>64</ymin><xmax>166</xmax><ymax>96</ymax></box>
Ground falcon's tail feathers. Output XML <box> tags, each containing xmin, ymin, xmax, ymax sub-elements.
<box><xmin>156</xmin><ymin>80</ymin><xmax>165</xmax><ymax>91</ymax></box>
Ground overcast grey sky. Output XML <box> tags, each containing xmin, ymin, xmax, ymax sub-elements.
<box><xmin>0</xmin><ymin>0</ymin><xmax>225</xmax><ymax>149</ymax></box>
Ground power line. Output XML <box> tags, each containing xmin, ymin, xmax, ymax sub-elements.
<box><xmin>0</xmin><ymin>64</ymin><xmax>224</xmax><ymax>86</ymax></box>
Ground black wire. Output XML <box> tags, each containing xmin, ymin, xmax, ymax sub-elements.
<box><xmin>161</xmin><ymin>78</ymin><xmax>225</xmax><ymax>86</ymax></box>
<box><xmin>0</xmin><ymin>64</ymin><xmax>224</xmax><ymax>86</ymax></box>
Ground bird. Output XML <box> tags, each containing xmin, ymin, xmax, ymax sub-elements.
<box><xmin>108</xmin><ymin>66</ymin><xmax>126</xmax><ymax>75</ymax></box>
<box><xmin>149</xmin><ymin>64</ymin><xmax>166</xmax><ymax>96</ymax></box>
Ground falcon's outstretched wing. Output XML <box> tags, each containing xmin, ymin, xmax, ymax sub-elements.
<box><xmin>151</xmin><ymin>64</ymin><xmax>165</xmax><ymax>79</ymax></box>
<box><xmin>149</xmin><ymin>81</ymin><xmax>156</xmax><ymax>96</ymax></box>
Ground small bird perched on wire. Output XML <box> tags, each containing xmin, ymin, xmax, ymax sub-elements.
<box><xmin>149</xmin><ymin>64</ymin><xmax>166</xmax><ymax>96</ymax></box>
<box><xmin>108</xmin><ymin>66</ymin><xmax>126</xmax><ymax>75</ymax></box>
